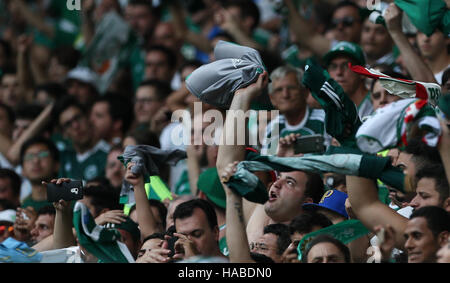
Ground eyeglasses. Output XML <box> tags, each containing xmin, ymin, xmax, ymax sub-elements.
<box><xmin>249</xmin><ymin>242</ymin><xmax>277</xmax><ymax>252</ymax></box>
<box><xmin>23</xmin><ymin>151</ymin><xmax>50</xmax><ymax>162</ymax></box>
<box><xmin>61</xmin><ymin>113</ymin><xmax>84</xmax><ymax>129</ymax></box>
<box><xmin>331</xmin><ymin>16</ymin><xmax>356</xmax><ymax>28</ymax></box>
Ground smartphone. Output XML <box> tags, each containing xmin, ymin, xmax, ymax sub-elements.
<box><xmin>293</xmin><ymin>134</ymin><xmax>326</xmax><ymax>154</ymax></box>
<box><xmin>47</xmin><ymin>180</ymin><xmax>84</xmax><ymax>202</ymax></box>
<box><xmin>167</xmin><ymin>236</ymin><xmax>179</xmax><ymax>258</ymax></box>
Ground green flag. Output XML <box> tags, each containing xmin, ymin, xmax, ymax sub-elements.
<box><xmin>302</xmin><ymin>58</ymin><xmax>361</xmax><ymax>147</ymax></box>
<box><xmin>73</xmin><ymin>202</ymin><xmax>135</xmax><ymax>263</ymax></box>
<box><xmin>395</xmin><ymin>0</ymin><xmax>450</xmax><ymax>37</ymax></box>
<box><xmin>297</xmin><ymin>219</ymin><xmax>370</xmax><ymax>261</ymax></box>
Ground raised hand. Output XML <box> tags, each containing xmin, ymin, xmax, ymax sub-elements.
<box><xmin>124</xmin><ymin>162</ymin><xmax>145</xmax><ymax>188</ymax></box>
<box><xmin>277</xmin><ymin>133</ymin><xmax>302</xmax><ymax>157</ymax></box>
<box><xmin>95</xmin><ymin>210</ymin><xmax>127</xmax><ymax>226</ymax></box>
<box><xmin>135</xmin><ymin>248</ymin><xmax>172</xmax><ymax>263</ymax></box>
<box><xmin>13</xmin><ymin>207</ymin><xmax>37</xmax><ymax>241</ymax></box>
<box><xmin>374</xmin><ymin>224</ymin><xmax>396</xmax><ymax>261</ymax></box>
<box><xmin>234</xmin><ymin>72</ymin><xmax>269</xmax><ymax>101</ymax></box>
<box><xmin>384</xmin><ymin>3</ymin><xmax>403</xmax><ymax>34</ymax></box>
<box><xmin>281</xmin><ymin>242</ymin><xmax>301</xmax><ymax>263</ymax></box>
<box><xmin>172</xmin><ymin>232</ymin><xmax>200</xmax><ymax>260</ymax></box>
<box><xmin>42</xmin><ymin>178</ymin><xmax>73</xmax><ymax>211</ymax></box>
<box><xmin>220</xmin><ymin>161</ymin><xmax>239</xmax><ymax>183</ymax></box>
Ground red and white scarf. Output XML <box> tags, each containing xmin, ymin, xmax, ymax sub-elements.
<box><xmin>350</xmin><ymin>64</ymin><xmax>442</xmax><ymax>106</ymax></box>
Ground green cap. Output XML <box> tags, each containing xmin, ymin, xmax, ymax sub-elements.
<box><xmin>323</xmin><ymin>41</ymin><xmax>366</xmax><ymax>66</ymax></box>
<box><xmin>197</xmin><ymin>168</ymin><xmax>226</xmax><ymax>209</ymax></box>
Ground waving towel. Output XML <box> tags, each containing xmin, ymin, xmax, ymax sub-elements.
<box><xmin>185</xmin><ymin>40</ymin><xmax>266</xmax><ymax>109</ymax></box>
<box><xmin>223</xmin><ymin>147</ymin><xmax>409</xmax><ymax>204</ymax></box>
<box><xmin>356</xmin><ymin>98</ymin><xmax>441</xmax><ymax>153</ymax></box>
<box><xmin>118</xmin><ymin>145</ymin><xmax>186</xmax><ymax>205</ymax></box>
<box><xmin>73</xmin><ymin>202</ymin><xmax>135</xmax><ymax>263</ymax></box>
<box><xmin>395</xmin><ymin>0</ymin><xmax>450</xmax><ymax>37</ymax></box>
<box><xmin>350</xmin><ymin>64</ymin><xmax>442</xmax><ymax>106</ymax></box>
<box><xmin>302</xmin><ymin>59</ymin><xmax>361</xmax><ymax>147</ymax></box>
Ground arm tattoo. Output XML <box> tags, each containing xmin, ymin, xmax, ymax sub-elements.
<box><xmin>234</xmin><ymin>202</ymin><xmax>244</xmax><ymax>223</ymax></box>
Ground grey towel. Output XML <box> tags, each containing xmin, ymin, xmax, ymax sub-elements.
<box><xmin>185</xmin><ymin>40</ymin><xmax>265</xmax><ymax>109</ymax></box>
<box><xmin>118</xmin><ymin>145</ymin><xmax>186</xmax><ymax>204</ymax></box>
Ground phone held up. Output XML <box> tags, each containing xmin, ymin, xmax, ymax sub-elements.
<box><xmin>293</xmin><ymin>134</ymin><xmax>326</xmax><ymax>155</ymax></box>
<box><xmin>47</xmin><ymin>180</ymin><xmax>84</xmax><ymax>202</ymax></box>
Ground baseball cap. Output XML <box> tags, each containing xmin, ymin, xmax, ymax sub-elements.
<box><xmin>303</xmin><ymin>190</ymin><xmax>349</xmax><ymax>218</ymax></box>
<box><xmin>197</xmin><ymin>168</ymin><xmax>226</xmax><ymax>209</ymax></box>
<box><xmin>323</xmin><ymin>41</ymin><xmax>366</xmax><ymax>66</ymax></box>
<box><xmin>0</xmin><ymin>209</ymin><xmax>16</xmax><ymax>224</ymax></box>
<box><xmin>66</xmin><ymin>66</ymin><xmax>99</xmax><ymax>91</ymax></box>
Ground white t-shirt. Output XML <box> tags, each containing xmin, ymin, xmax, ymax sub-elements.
<box><xmin>434</xmin><ymin>64</ymin><xmax>450</xmax><ymax>84</ymax></box>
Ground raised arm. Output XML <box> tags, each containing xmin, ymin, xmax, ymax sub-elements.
<box><xmin>35</xmin><ymin>178</ymin><xmax>77</xmax><ymax>251</ymax></box>
<box><xmin>10</xmin><ymin>0</ymin><xmax>54</xmax><ymax>39</ymax></box>
<box><xmin>216</xmin><ymin>72</ymin><xmax>268</xmax><ymax>174</ymax></box>
<box><xmin>6</xmin><ymin>103</ymin><xmax>54</xmax><ymax>166</ymax></box>
<box><xmin>185</xmin><ymin>143</ymin><xmax>203</xmax><ymax>197</ymax></box>
<box><xmin>346</xmin><ymin>176</ymin><xmax>408</xmax><ymax>249</ymax></box>
<box><xmin>125</xmin><ymin>163</ymin><xmax>163</xmax><ymax>239</ymax></box>
<box><xmin>385</xmin><ymin>3</ymin><xmax>437</xmax><ymax>83</ymax></box>
<box><xmin>166</xmin><ymin>85</ymin><xmax>190</xmax><ymax>112</ymax></box>
<box><xmin>216</xmin><ymin>72</ymin><xmax>268</xmax><ymax>262</ymax></box>
<box><xmin>221</xmin><ymin>162</ymin><xmax>254</xmax><ymax>263</ymax></box>
<box><xmin>81</xmin><ymin>0</ymin><xmax>97</xmax><ymax>47</ymax></box>
<box><xmin>215</xmin><ymin>8</ymin><xmax>264</xmax><ymax>51</ymax></box>
<box><xmin>16</xmin><ymin>35</ymin><xmax>35</xmax><ymax>92</ymax></box>
<box><xmin>168</xmin><ymin>2</ymin><xmax>213</xmax><ymax>54</ymax></box>
<box><xmin>284</xmin><ymin>0</ymin><xmax>332</xmax><ymax>57</ymax></box>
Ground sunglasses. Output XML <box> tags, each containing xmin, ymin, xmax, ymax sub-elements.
<box><xmin>331</xmin><ymin>16</ymin><xmax>356</xmax><ymax>28</ymax></box>
<box><xmin>0</xmin><ymin>225</ymin><xmax>14</xmax><ymax>236</ymax></box>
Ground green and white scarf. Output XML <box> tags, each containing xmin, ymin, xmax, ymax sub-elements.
<box><xmin>302</xmin><ymin>59</ymin><xmax>361</xmax><ymax>147</ymax></box>
<box><xmin>225</xmin><ymin>148</ymin><xmax>406</xmax><ymax>204</ymax></box>
<box><xmin>73</xmin><ymin>202</ymin><xmax>135</xmax><ymax>263</ymax></box>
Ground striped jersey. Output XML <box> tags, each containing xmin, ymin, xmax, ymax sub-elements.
<box><xmin>261</xmin><ymin>107</ymin><xmax>329</xmax><ymax>155</ymax></box>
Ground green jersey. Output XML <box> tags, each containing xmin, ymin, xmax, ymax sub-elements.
<box><xmin>59</xmin><ymin>141</ymin><xmax>110</xmax><ymax>181</ymax></box>
<box><xmin>33</xmin><ymin>0</ymin><xmax>81</xmax><ymax>49</ymax></box>
<box><xmin>21</xmin><ymin>197</ymin><xmax>53</xmax><ymax>212</ymax></box>
<box><xmin>261</xmin><ymin>107</ymin><xmax>328</xmax><ymax>155</ymax></box>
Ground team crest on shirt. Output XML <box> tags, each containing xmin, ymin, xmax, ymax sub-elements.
<box><xmin>65</xmin><ymin>162</ymin><xmax>72</xmax><ymax>173</ymax></box>
<box><xmin>84</xmin><ymin>165</ymin><xmax>98</xmax><ymax>180</ymax></box>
